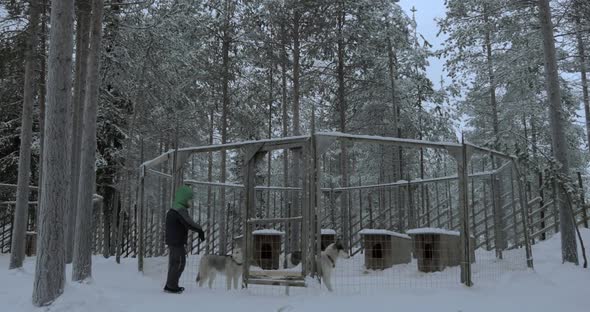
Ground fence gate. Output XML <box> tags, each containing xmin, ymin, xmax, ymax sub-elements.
<box><xmin>241</xmin><ymin>144</ymin><xmax>313</xmax><ymax>290</ymax></box>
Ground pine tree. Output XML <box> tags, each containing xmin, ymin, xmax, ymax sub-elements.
<box><xmin>32</xmin><ymin>0</ymin><xmax>75</xmax><ymax>305</ymax></box>
<box><xmin>9</xmin><ymin>0</ymin><xmax>40</xmax><ymax>270</ymax></box>
<box><xmin>72</xmin><ymin>0</ymin><xmax>104</xmax><ymax>282</ymax></box>
<box><xmin>538</xmin><ymin>0</ymin><xmax>578</xmax><ymax>264</ymax></box>
<box><xmin>572</xmin><ymin>0</ymin><xmax>590</xmax><ymax>153</ymax></box>
<box><xmin>66</xmin><ymin>0</ymin><xmax>91</xmax><ymax>265</ymax></box>
<box><xmin>218</xmin><ymin>0</ymin><xmax>235</xmax><ymax>255</ymax></box>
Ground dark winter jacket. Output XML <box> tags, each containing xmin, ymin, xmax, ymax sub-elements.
<box><xmin>165</xmin><ymin>185</ymin><xmax>203</xmax><ymax>247</ymax></box>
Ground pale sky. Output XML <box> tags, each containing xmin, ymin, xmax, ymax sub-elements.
<box><xmin>399</xmin><ymin>0</ymin><xmax>448</xmax><ymax>86</ymax></box>
<box><xmin>398</xmin><ymin>1</ymin><xmax>464</xmax><ymax>137</ymax></box>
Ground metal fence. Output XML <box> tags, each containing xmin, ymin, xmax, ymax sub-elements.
<box><xmin>0</xmin><ymin>183</ymin><xmax>112</xmax><ymax>257</ymax></box>
<box><xmin>135</xmin><ymin>133</ymin><xmax>546</xmax><ymax>296</ymax></box>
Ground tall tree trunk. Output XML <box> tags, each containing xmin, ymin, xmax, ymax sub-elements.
<box><xmin>267</xmin><ymin>43</ymin><xmax>274</xmax><ymax>218</ymax></box>
<box><xmin>117</xmin><ymin>49</ymin><xmax>149</xmax><ymax>262</ymax></box>
<box><xmin>574</xmin><ymin>1</ymin><xmax>590</xmax><ymax>153</ymax></box>
<box><xmin>158</xmin><ymin>138</ymin><xmax>167</xmax><ymax>255</ymax></box>
<box><xmin>66</xmin><ymin>0</ymin><xmax>91</xmax><ymax>264</ymax></box>
<box><xmin>219</xmin><ymin>0</ymin><xmax>233</xmax><ymax>255</ymax></box>
<box><xmin>290</xmin><ymin>8</ymin><xmax>302</xmax><ymax>252</ymax></box>
<box><xmin>206</xmin><ymin>108</ymin><xmax>214</xmax><ymax>254</ymax></box>
<box><xmin>102</xmin><ymin>189</ymin><xmax>112</xmax><ymax>257</ymax></box>
<box><xmin>32</xmin><ymin>0</ymin><xmax>75</xmax><ymax>305</ymax></box>
<box><xmin>281</xmin><ymin>22</ymin><xmax>289</xmax><ymax>189</ymax></box>
<box><xmin>292</xmin><ymin>12</ymin><xmax>301</xmax><ymax>138</ymax></box>
<box><xmin>387</xmin><ymin>38</ymin><xmax>403</xmax><ymax>231</ymax></box>
<box><xmin>538</xmin><ymin>0</ymin><xmax>578</xmax><ymax>264</ymax></box>
<box><xmin>337</xmin><ymin>4</ymin><xmax>349</xmax><ymax>248</ymax></box>
<box><xmin>9</xmin><ymin>0</ymin><xmax>41</xmax><ymax>270</ymax></box>
<box><xmin>72</xmin><ymin>0</ymin><xmax>104</xmax><ymax>281</ymax></box>
<box><xmin>483</xmin><ymin>5</ymin><xmax>500</xmax><ymax>153</ymax></box>
<box><xmin>36</xmin><ymin>0</ymin><xmax>47</xmax><ymax>231</ymax></box>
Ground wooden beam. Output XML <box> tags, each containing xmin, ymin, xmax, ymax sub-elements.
<box><xmin>528</xmin><ymin>197</ymin><xmax>542</xmax><ymax>207</ymax></box>
<box><xmin>247</xmin><ymin>216</ymin><xmax>303</xmax><ymax>224</ymax></box>
<box><xmin>249</xmin><ymin>271</ymin><xmax>304</xmax><ymax>278</ymax></box>
<box><xmin>316</xmin><ymin>132</ymin><xmax>460</xmax><ymax>150</ymax></box>
<box><xmin>141</xmin><ymin>136</ymin><xmax>309</xmax><ymax>169</ymax></box>
<box><xmin>246</xmin><ymin>279</ymin><xmax>306</xmax><ymax>287</ymax></box>
<box><xmin>0</xmin><ymin>183</ymin><xmax>40</xmax><ymax>190</ymax></box>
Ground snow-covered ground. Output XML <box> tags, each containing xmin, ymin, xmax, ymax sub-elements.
<box><xmin>1</xmin><ymin>229</ymin><xmax>589</xmax><ymax>312</ymax></box>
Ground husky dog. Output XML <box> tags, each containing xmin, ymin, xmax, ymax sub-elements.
<box><xmin>196</xmin><ymin>248</ymin><xmax>244</xmax><ymax>290</ymax></box>
<box><xmin>317</xmin><ymin>242</ymin><xmax>349</xmax><ymax>292</ymax></box>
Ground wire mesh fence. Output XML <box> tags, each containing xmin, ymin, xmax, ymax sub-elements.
<box><xmin>0</xmin><ymin>184</ymin><xmax>110</xmax><ymax>258</ymax></box>
<box><xmin>0</xmin><ymin>184</ymin><xmax>38</xmax><ymax>256</ymax></box>
<box><xmin>137</xmin><ymin>134</ymin><xmax>544</xmax><ymax>296</ymax></box>
<box><xmin>318</xmin><ymin>179</ymin><xmax>464</xmax><ymax>292</ymax></box>
<box><xmin>469</xmin><ymin>161</ymin><xmax>529</xmax><ymax>285</ymax></box>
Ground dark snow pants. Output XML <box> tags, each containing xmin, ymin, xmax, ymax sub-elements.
<box><xmin>165</xmin><ymin>245</ymin><xmax>186</xmax><ymax>289</ymax></box>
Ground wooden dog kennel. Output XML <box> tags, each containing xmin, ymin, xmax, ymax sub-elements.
<box><xmin>359</xmin><ymin>229</ymin><xmax>412</xmax><ymax>270</ymax></box>
<box><xmin>252</xmin><ymin>229</ymin><xmax>284</xmax><ymax>270</ymax></box>
<box><xmin>407</xmin><ymin>228</ymin><xmax>475</xmax><ymax>273</ymax></box>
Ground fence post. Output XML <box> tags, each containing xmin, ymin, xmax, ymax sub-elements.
<box><xmin>449</xmin><ymin>139</ymin><xmax>472</xmax><ymax>286</ymax></box>
<box><xmin>491</xmin><ymin>173</ymin><xmax>504</xmax><ymax>259</ymax></box>
<box><xmin>138</xmin><ymin>173</ymin><xmax>145</xmax><ymax>272</ymax></box>
<box><xmin>482</xmin><ymin>177</ymin><xmax>491</xmax><ymax>251</ymax></box>
<box><xmin>435</xmin><ymin>182</ymin><xmax>441</xmax><ymax>227</ymax></box>
<box><xmin>301</xmin><ymin>144</ymin><xmax>310</xmax><ymax>276</ymax></box>
<box><xmin>512</xmin><ymin>160</ymin><xmax>534</xmax><ymax>269</ymax></box>
<box><xmin>470</xmin><ymin>164</ymin><xmax>476</xmax><ymax>238</ymax></box>
<box><xmin>241</xmin><ymin>144</ymin><xmax>263</xmax><ymax>288</ymax></box>
<box><xmin>552</xmin><ymin>181</ymin><xmax>559</xmax><ymax>234</ymax></box>
<box><xmin>509</xmin><ymin>167</ymin><xmax>518</xmax><ymax>245</ymax></box>
<box><xmin>407</xmin><ymin>181</ymin><xmax>415</xmax><ymax>229</ymax></box>
<box><xmin>313</xmin><ymin>134</ymin><xmax>323</xmax><ymax>278</ymax></box>
<box><xmin>368</xmin><ymin>192</ymin><xmax>374</xmax><ymax>228</ymax></box>
<box><xmin>538</xmin><ymin>172</ymin><xmax>546</xmax><ymax>240</ymax></box>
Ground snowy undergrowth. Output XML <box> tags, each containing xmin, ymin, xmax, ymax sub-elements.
<box><xmin>1</xmin><ymin>229</ymin><xmax>589</xmax><ymax>312</ymax></box>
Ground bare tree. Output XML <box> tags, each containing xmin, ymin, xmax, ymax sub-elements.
<box><xmin>32</xmin><ymin>0</ymin><xmax>75</xmax><ymax>305</ymax></box>
<box><xmin>538</xmin><ymin>0</ymin><xmax>578</xmax><ymax>264</ymax></box>
<box><xmin>9</xmin><ymin>0</ymin><xmax>41</xmax><ymax>270</ymax></box>
<box><xmin>66</xmin><ymin>0</ymin><xmax>92</xmax><ymax>264</ymax></box>
<box><xmin>72</xmin><ymin>0</ymin><xmax>104</xmax><ymax>282</ymax></box>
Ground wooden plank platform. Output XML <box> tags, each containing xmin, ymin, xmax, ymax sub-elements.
<box><xmin>247</xmin><ymin>279</ymin><xmax>306</xmax><ymax>287</ymax></box>
<box><xmin>249</xmin><ymin>270</ymin><xmax>304</xmax><ymax>278</ymax></box>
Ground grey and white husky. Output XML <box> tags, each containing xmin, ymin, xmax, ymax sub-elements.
<box><xmin>196</xmin><ymin>248</ymin><xmax>244</xmax><ymax>290</ymax></box>
<box><xmin>317</xmin><ymin>241</ymin><xmax>349</xmax><ymax>292</ymax></box>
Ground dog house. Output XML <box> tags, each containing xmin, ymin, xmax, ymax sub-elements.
<box><xmin>359</xmin><ymin>229</ymin><xmax>412</xmax><ymax>270</ymax></box>
<box><xmin>252</xmin><ymin>229</ymin><xmax>284</xmax><ymax>270</ymax></box>
<box><xmin>320</xmin><ymin>229</ymin><xmax>336</xmax><ymax>251</ymax></box>
<box><xmin>407</xmin><ymin>228</ymin><xmax>475</xmax><ymax>273</ymax></box>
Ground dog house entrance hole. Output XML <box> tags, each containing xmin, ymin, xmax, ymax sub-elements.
<box><xmin>372</xmin><ymin>243</ymin><xmax>383</xmax><ymax>258</ymax></box>
<box><xmin>261</xmin><ymin>243</ymin><xmax>272</xmax><ymax>260</ymax></box>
